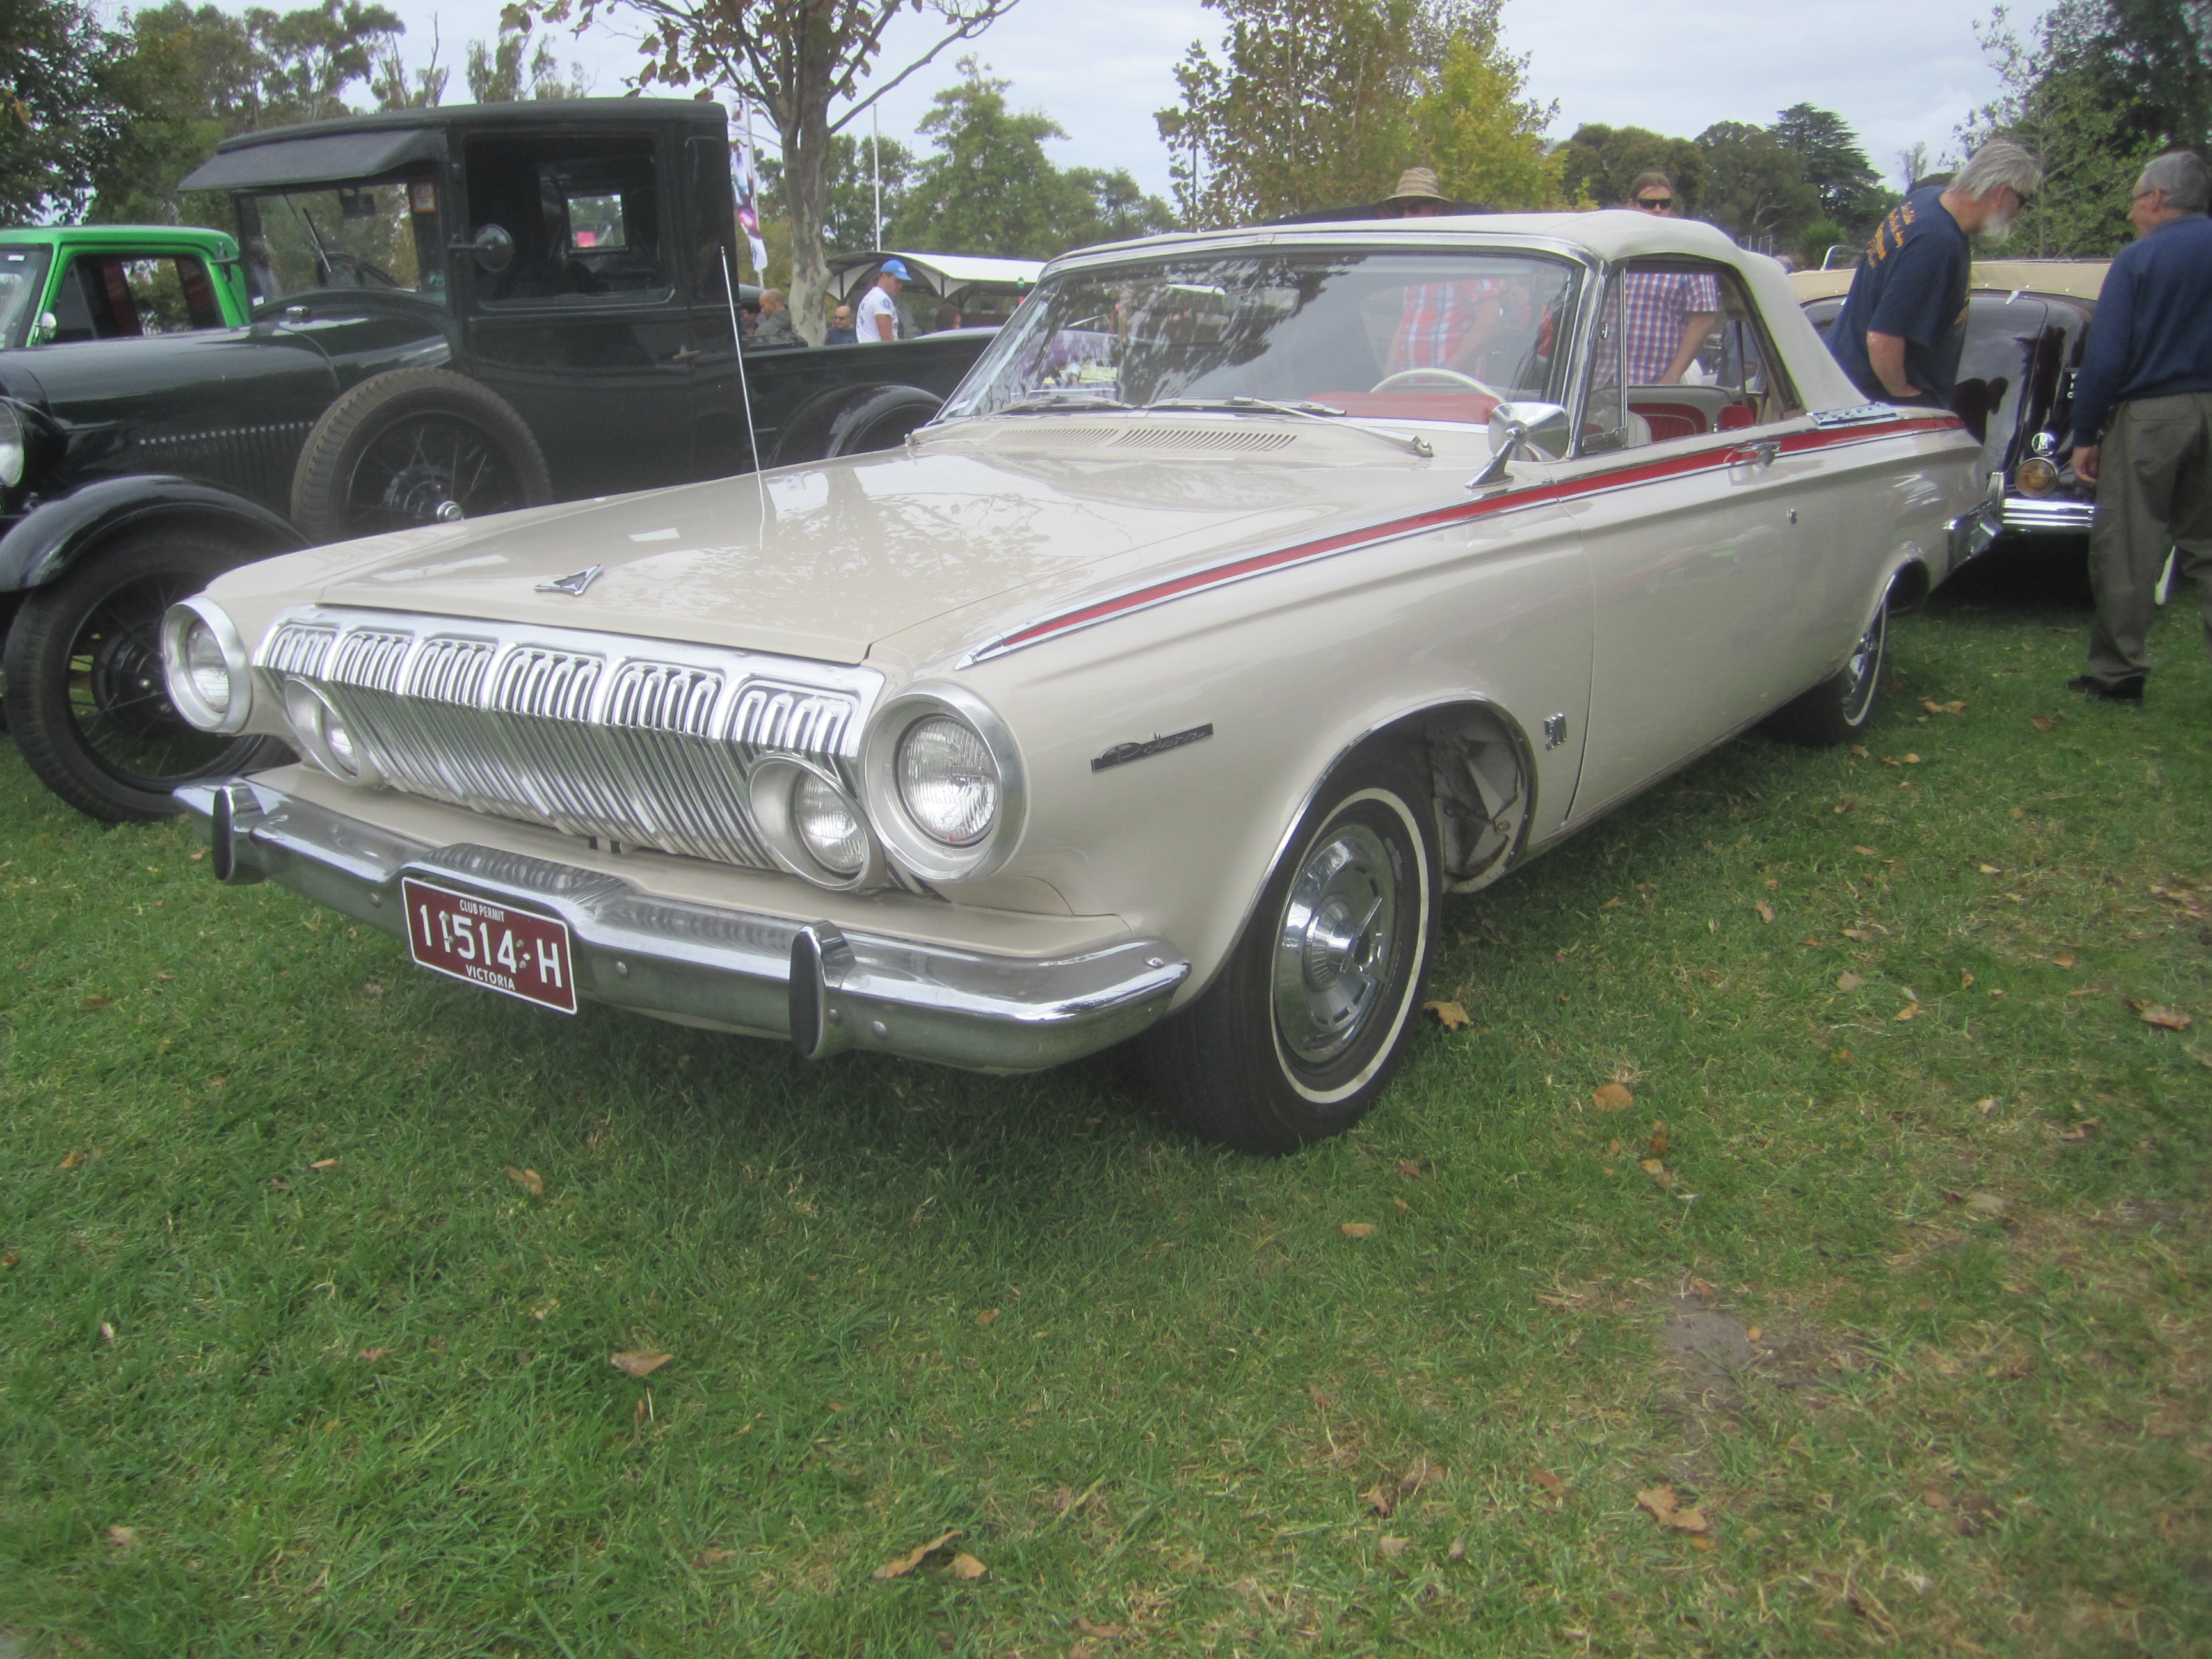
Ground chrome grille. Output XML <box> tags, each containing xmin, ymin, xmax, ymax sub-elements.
<box><xmin>255</xmin><ymin>607</ymin><xmax>883</xmax><ymax>870</ymax></box>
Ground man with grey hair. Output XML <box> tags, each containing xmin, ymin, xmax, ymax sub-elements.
<box><xmin>1827</xmin><ymin>140</ymin><xmax>2043</xmax><ymax>410</ymax></box>
<box><xmin>2067</xmin><ymin>150</ymin><xmax>2212</xmax><ymax>703</ymax></box>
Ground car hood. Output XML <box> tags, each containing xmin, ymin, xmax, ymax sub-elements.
<box><xmin>306</xmin><ymin>419</ymin><xmax>1453</xmax><ymax>666</ymax></box>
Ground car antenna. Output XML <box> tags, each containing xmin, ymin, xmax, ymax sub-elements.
<box><xmin>719</xmin><ymin>244</ymin><xmax>770</xmax><ymax>531</ymax></box>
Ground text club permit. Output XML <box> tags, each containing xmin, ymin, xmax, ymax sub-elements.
<box><xmin>402</xmin><ymin>877</ymin><xmax>577</xmax><ymax>1013</ymax></box>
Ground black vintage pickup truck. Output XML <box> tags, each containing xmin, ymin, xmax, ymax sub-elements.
<box><xmin>0</xmin><ymin>99</ymin><xmax>996</xmax><ymax>820</ymax></box>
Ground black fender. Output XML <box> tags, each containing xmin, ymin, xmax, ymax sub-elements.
<box><xmin>771</xmin><ymin>381</ymin><xmax>942</xmax><ymax>467</ymax></box>
<box><xmin>0</xmin><ymin>476</ymin><xmax>307</xmax><ymax>595</ymax></box>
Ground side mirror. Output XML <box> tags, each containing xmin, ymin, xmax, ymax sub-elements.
<box><xmin>1468</xmin><ymin>401</ymin><xmax>1571</xmax><ymax>488</ymax></box>
<box><xmin>450</xmin><ymin>223</ymin><xmax>514</xmax><ymax>275</ymax></box>
<box><xmin>29</xmin><ymin>311</ymin><xmax>58</xmax><ymax>345</ymax></box>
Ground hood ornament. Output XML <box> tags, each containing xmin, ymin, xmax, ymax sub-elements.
<box><xmin>536</xmin><ymin>564</ymin><xmax>604</xmax><ymax>598</ymax></box>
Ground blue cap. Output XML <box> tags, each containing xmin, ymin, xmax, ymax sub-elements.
<box><xmin>879</xmin><ymin>259</ymin><xmax>912</xmax><ymax>280</ymax></box>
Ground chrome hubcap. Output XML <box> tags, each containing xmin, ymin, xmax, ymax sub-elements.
<box><xmin>1272</xmin><ymin>822</ymin><xmax>1399</xmax><ymax>1066</ymax></box>
<box><xmin>1841</xmin><ymin>602</ymin><xmax>1886</xmax><ymax>724</ymax></box>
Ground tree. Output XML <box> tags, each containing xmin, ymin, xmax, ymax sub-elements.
<box><xmin>1551</xmin><ymin>124</ymin><xmax>1704</xmax><ymax>213</ymax></box>
<box><xmin>1403</xmin><ymin>19</ymin><xmax>1559</xmax><ymax>210</ymax></box>
<box><xmin>2</xmin><ymin>0</ymin><xmax>131</xmax><ymax>221</ymax></box>
<box><xmin>463</xmin><ymin>16</ymin><xmax>591</xmax><ymax>102</ymax></box>
<box><xmin>521</xmin><ymin>0</ymin><xmax>1023</xmax><ymax>344</ymax></box>
<box><xmin>764</xmin><ymin>132</ymin><xmax>916</xmax><ymax>256</ymax></box>
<box><xmin>372</xmin><ymin>28</ymin><xmax>449</xmax><ymax>108</ymax></box>
<box><xmin>1768</xmin><ymin>103</ymin><xmax>1887</xmax><ymax>236</ymax></box>
<box><xmin>1155</xmin><ymin>0</ymin><xmax>1461</xmax><ymax>227</ymax></box>
<box><xmin>1695</xmin><ymin>120</ymin><xmax>1820</xmax><ymax>253</ymax></box>
<box><xmin>892</xmin><ymin>60</ymin><xmax>1173</xmax><ymax>257</ymax></box>
<box><xmin>2096</xmin><ymin>0</ymin><xmax>2209</xmax><ymax>152</ymax></box>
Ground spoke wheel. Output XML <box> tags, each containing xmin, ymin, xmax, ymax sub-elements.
<box><xmin>291</xmin><ymin>369</ymin><xmax>551</xmax><ymax>545</ymax></box>
<box><xmin>3</xmin><ymin>529</ymin><xmax>291</xmax><ymax>821</ymax></box>
<box><xmin>1139</xmin><ymin>744</ymin><xmax>1439</xmax><ymax>1155</ymax></box>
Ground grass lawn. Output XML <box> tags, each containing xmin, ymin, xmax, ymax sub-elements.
<box><xmin>3</xmin><ymin>545</ymin><xmax>2209</xmax><ymax>1657</ymax></box>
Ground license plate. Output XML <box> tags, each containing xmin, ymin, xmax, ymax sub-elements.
<box><xmin>401</xmin><ymin>877</ymin><xmax>577</xmax><ymax>1014</ymax></box>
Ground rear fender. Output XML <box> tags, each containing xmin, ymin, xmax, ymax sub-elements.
<box><xmin>0</xmin><ymin>476</ymin><xmax>306</xmax><ymax>595</ymax></box>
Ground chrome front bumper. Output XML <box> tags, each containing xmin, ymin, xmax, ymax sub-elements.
<box><xmin>2001</xmin><ymin>494</ymin><xmax>2094</xmax><ymax>534</ymax></box>
<box><xmin>177</xmin><ymin>779</ymin><xmax>1189</xmax><ymax>1074</ymax></box>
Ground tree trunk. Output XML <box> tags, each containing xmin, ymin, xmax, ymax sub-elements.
<box><xmin>783</xmin><ymin>102</ymin><xmax>833</xmax><ymax>346</ymax></box>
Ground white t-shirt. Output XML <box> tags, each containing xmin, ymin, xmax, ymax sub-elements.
<box><xmin>856</xmin><ymin>284</ymin><xmax>901</xmax><ymax>342</ymax></box>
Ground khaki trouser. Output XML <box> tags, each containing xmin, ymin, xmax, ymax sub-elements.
<box><xmin>2087</xmin><ymin>391</ymin><xmax>2212</xmax><ymax>685</ymax></box>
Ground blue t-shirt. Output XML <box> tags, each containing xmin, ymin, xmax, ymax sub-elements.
<box><xmin>1827</xmin><ymin>188</ymin><xmax>1972</xmax><ymax>406</ymax></box>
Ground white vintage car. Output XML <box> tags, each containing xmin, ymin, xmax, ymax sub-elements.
<box><xmin>163</xmin><ymin>213</ymin><xmax>1998</xmax><ymax>1153</ymax></box>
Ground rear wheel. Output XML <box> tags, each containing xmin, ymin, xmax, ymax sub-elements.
<box><xmin>2</xmin><ymin>529</ymin><xmax>290</xmax><ymax>821</ymax></box>
<box><xmin>290</xmin><ymin>369</ymin><xmax>550</xmax><ymax>544</ymax></box>
<box><xmin>1765</xmin><ymin>582</ymin><xmax>1891</xmax><ymax>748</ymax></box>
<box><xmin>1138</xmin><ymin>746</ymin><xmax>1440</xmax><ymax>1155</ymax></box>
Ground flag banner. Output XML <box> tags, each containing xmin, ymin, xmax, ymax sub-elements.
<box><xmin>733</xmin><ymin>105</ymin><xmax>769</xmax><ymax>277</ymax></box>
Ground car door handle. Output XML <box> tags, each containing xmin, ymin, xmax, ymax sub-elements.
<box><xmin>1725</xmin><ymin>440</ymin><xmax>1781</xmax><ymax>467</ymax></box>
<box><xmin>669</xmin><ymin>345</ymin><xmax>700</xmax><ymax>364</ymax></box>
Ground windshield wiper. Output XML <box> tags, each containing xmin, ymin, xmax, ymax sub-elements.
<box><xmin>1145</xmin><ymin>396</ymin><xmax>1433</xmax><ymax>458</ymax></box>
<box><xmin>998</xmin><ymin>390</ymin><xmax>1134</xmax><ymax>413</ymax></box>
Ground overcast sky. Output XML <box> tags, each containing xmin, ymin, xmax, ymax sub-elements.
<box><xmin>261</xmin><ymin>0</ymin><xmax>2055</xmax><ymax>203</ymax></box>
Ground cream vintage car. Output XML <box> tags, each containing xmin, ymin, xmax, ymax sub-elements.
<box><xmin>163</xmin><ymin>213</ymin><xmax>1998</xmax><ymax>1153</ymax></box>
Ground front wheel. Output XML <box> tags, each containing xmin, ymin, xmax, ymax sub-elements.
<box><xmin>2</xmin><ymin>529</ymin><xmax>292</xmax><ymax>821</ymax></box>
<box><xmin>1138</xmin><ymin>746</ymin><xmax>1441</xmax><ymax>1155</ymax></box>
<box><xmin>1764</xmin><ymin>582</ymin><xmax>1892</xmax><ymax>748</ymax></box>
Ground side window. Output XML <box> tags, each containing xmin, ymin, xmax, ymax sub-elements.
<box><xmin>53</xmin><ymin>253</ymin><xmax>227</xmax><ymax>341</ymax></box>
<box><xmin>1578</xmin><ymin>262</ymin><xmax>1800</xmax><ymax>452</ymax></box>
<box><xmin>467</xmin><ymin>133</ymin><xmax>669</xmax><ymax>305</ymax></box>
<box><xmin>684</xmin><ymin>133</ymin><xmax>737</xmax><ymax>301</ymax></box>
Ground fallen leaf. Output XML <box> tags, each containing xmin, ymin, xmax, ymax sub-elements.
<box><xmin>79</xmin><ymin>996</ymin><xmax>111</xmax><ymax>1011</ymax></box>
<box><xmin>2030</xmin><ymin>714</ymin><xmax>2060</xmax><ymax>732</ymax></box>
<box><xmin>1964</xmin><ymin>1192</ymin><xmax>2008</xmax><ymax>1217</ymax></box>
<box><xmin>947</xmin><ymin>1551</ymin><xmax>988</xmax><ymax>1580</ymax></box>
<box><xmin>1853</xmin><ymin>845</ymin><xmax>1879</xmax><ymax>856</ymax></box>
<box><xmin>1363</xmin><ymin>1481</ymin><xmax>1397</xmax><ymax>1517</ymax></box>
<box><xmin>1755</xmin><ymin>901</ymin><xmax>1775</xmax><ymax>924</ymax></box>
<box><xmin>2058</xmin><ymin>1118</ymin><xmax>2103</xmax><ymax>1143</ymax></box>
<box><xmin>609</xmin><ymin>1350</ymin><xmax>673</xmax><ymax>1378</ymax></box>
<box><xmin>189</xmin><ymin>850</ymin><xmax>205</xmax><ymax>862</ymax></box>
<box><xmin>1396</xmin><ymin>1160</ymin><xmax>1423</xmax><ymax>1178</ymax></box>
<box><xmin>1340</xmin><ymin>1222</ymin><xmax>1375</xmax><ymax>1238</ymax></box>
<box><xmin>2139</xmin><ymin>1005</ymin><xmax>2194</xmax><ymax>1032</ymax></box>
<box><xmin>504</xmin><ymin>1165</ymin><xmax>544</xmax><ymax>1196</ymax></box>
<box><xmin>532</xmin><ymin>1297</ymin><xmax>559</xmax><ymax>1320</ymax></box>
<box><xmin>1075</xmin><ymin>1617</ymin><xmax>1125</xmax><ymax>1638</ymax></box>
<box><xmin>1893</xmin><ymin>1004</ymin><xmax>1918</xmax><ymax>1022</ymax></box>
<box><xmin>100</xmin><ymin>1322</ymin><xmax>117</xmax><ymax>1343</ymax></box>
<box><xmin>1447</xmin><ymin>1537</ymin><xmax>1467</xmax><ymax>1561</ymax></box>
<box><xmin>1960</xmin><ymin>970</ymin><xmax>1975</xmax><ymax>988</ymax></box>
<box><xmin>1636</xmin><ymin>1486</ymin><xmax>1710</xmax><ymax>1532</ymax></box>
<box><xmin>106</xmin><ymin>1526</ymin><xmax>139</xmax><ymax>1550</ymax></box>
<box><xmin>58</xmin><ymin>1150</ymin><xmax>86</xmax><ymax>1170</ymax></box>
<box><xmin>1377</xmin><ymin>1535</ymin><xmax>1410</xmax><ymax>1557</ymax></box>
<box><xmin>1745</xmin><ymin>1325</ymin><xmax>1763</xmax><ymax>1342</ymax></box>
<box><xmin>309</xmin><ymin>1158</ymin><xmax>339</xmax><ymax>1171</ymax></box>
<box><xmin>1</xmin><ymin>1254</ymin><xmax>17</xmax><ymax>1269</ymax></box>
<box><xmin>1392</xmin><ymin>1196</ymin><xmax>1411</xmax><ymax>1212</ymax></box>
<box><xmin>874</xmin><ymin>1529</ymin><xmax>959</xmax><ymax>1579</ymax></box>
<box><xmin>1644</xmin><ymin>1122</ymin><xmax>1669</xmax><ymax>1160</ymax></box>
<box><xmin>632</xmin><ymin>1397</ymin><xmax>650</xmax><ymax>1430</ymax></box>
<box><xmin>691</xmin><ymin>1548</ymin><xmax>738</xmax><ymax>1567</ymax></box>
<box><xmin>1879</xmin><ymin>755</ymin><xmax>1902</xmax><ymax>767</ymax></box>
<box><xmin>1423</xmin><ymin>999</ymin><xmax>1472</xmax><ymax>1030</ymax></box>
<box><xmin>1833</xmin><ymin>799</ymin><xmax>1855</xmax><ymax>813</ymax></box>
<box><xmin>355</xmin><ymin>1347</ymin><xmax>393</xmax><ymax>1361</ymax></box>
<box><xmin>1836</xmin><ymin>972</ymin><xmax>1864</xmax><ymax>991</ymax></box>
<box><xmin>2052</xmin><ymin>954</ymin><xmax>2077</xmax><ymax>968</ymax></box>
<box><xmin>1687</xmin><ymin>1534</ymin><xmax>1717</xmax><ymax>1551</ymax></box>
<box><xmin>1850</xmin><ymin>744</ymin><xmax>1870</xmax><ymax>757</ymax></box>
<box><xmin>1978</xmin><ymin>863</ymin><xmax>2001</xmax><ymax>874</ymax></box>
<box><xmin>1842</xmin><ymin>927</ymin><xmax>1873</xmax><ymax>942</ymax></box>
<box><xmin>1591</xmin><ymin>1082</ymin><xmax>1634</xmax><ymax>1112</ymax></box>
<box><xmin>1903</xmin><ymin>753</ymin><xmax>1921</xmax><ymax>764</ymax></box>
<box><xmin>1605</xmin><ymin>1138</ymin><xmax>1623</xmax><ymax>1155</ymax></box>
<box><xmin>976</xmin><ymin>1308</ymin><xmax>1000</xmax><ymax>1327</ymax></box>
<box><xmin>1532</xmin><ymin>1468</ymin><xmax>1564</xmax><ymax>1493</ymax></box>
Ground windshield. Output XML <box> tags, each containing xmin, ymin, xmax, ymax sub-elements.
<box><xmin>0</xmin><ymin>244</ymin><xmax>53</xmax><ymax>348</ymax></box>
<box><xmin>234</xmin><ymin>176</ymin><xmax>445</xmax><ymax>306</ymax></box>
<box><xmin>943</xmin><ymin>248</ymin><xmax>1581</xmax><ymax>425</ymax></box>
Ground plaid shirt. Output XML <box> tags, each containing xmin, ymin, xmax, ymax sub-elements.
<box><xmin>1619</xmin><ymin>270</ymin><xmax>1720</xmax><ymax>382</ymax></box>
<box><xmin>1390</xmin><ymin>280</ymin><xmax>1502</xmax><ymax>374</ymax></box>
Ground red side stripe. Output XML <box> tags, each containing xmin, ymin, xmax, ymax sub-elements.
<box><xmin>968</xmin><ymin>413</ymin><xmax>1968</xmax><ymax>662</ymax></box>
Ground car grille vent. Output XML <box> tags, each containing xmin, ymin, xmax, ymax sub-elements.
<box><xmin>1109</xmin><ymin>426</ymin><xmax>1299</xmax><ymax>452</ymax></box>
<box><xmin>253</xmin><ymin>609</ymin><xmax>881</xmax><ymax>874</ymax></box>
<box><xmin>134</xmin><ymin>420</ymin><xmax>314</xmax><ymax>509</ymax></box>
<box><xmin>987</xmin><ymin>426</ymin><xmax>1120</xmax><ymax>450</ymax></box>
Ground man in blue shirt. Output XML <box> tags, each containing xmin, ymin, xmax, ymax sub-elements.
<box><xmin>2067</xmin><ymin>150</ymin><xmax>2212</xmax><ymax>703</ymax></box>
<box><xmin>1828</xmin><ymin>141</ymin><xmax>2042</xmax><ymax>409</ymax></box>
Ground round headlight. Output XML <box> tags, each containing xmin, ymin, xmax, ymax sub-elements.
<box><xmin>159</xmin><ymin>598</ymin><xmax>252</xmax><ymax>733</ymax></box>
<box><xmin>2016</xmin><ymin>456</ymin><xmax>2059</xmax><ymax>497</ymax></box>
<box><xmin>896</xmin><ymin>715</ymin><xmax>998</xmax><ymax>846</ymax></box>
<box><xmin>0</xmin><ymin>401</ymin><xmax>24</xmax><ymax>489</ymax></box>
<box><xmin>282</xmin><ymin>678</ymin><xmax>376</xmax><ymax>784</ymax></box>
<box><xmin>792</xmin><ymin>772</ymin><xmax>867</xmax><ymax>876</ymax></box>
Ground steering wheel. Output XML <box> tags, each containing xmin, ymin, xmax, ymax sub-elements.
<box><xmin>317</xmin><ymin>249</ymin><xmax>405</xmax><ymax>290</ymax></box>
<box><xmin>1369</xmin><ymin>366</ymin><xmax>1504</xmax><ymax>399</ymax></box>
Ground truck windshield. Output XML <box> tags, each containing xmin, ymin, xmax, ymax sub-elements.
<box><xmin>0</xmin><ymin>244</ymin><xmax>53</xmax><ymax>348</ymax></box>
<box><xmin>942</xmin><ymin>247</ymin><xmax>1582</xmax><ymax>426</ymax></box>
<box><xmin>235</xmin><ymin>176</ymin><xmax>445</xmax><ymax>305</ymax></box>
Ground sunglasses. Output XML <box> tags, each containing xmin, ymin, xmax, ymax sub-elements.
<box><xmin>1635</xmin><ymin>196</ymin><xmax>1674</xmax><ymax>211</ymax></box>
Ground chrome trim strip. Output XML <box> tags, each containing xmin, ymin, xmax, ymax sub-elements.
<box><xmin>2001</xmin><ymin>497</ymin><xmax>2094</xmax><ymax>531</ymax></box>
<box><xmin>255</xmin><ymin>607</ymin><xmax>886</xmax><ymax>875</ymax></box>
<box><xmin>175</xmin><ymin>778</ymin><xmax>1189</xmax><ymax>1075</ymax></box>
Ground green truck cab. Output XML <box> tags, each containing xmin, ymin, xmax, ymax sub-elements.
<box><xmin>0</xmin><ymin>225</ymin><xmax>255</xmax><ymax>349</ymax></box>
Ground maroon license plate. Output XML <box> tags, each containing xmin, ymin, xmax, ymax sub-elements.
<box><xmin>401</xmin><ymin>877</ymin><xmax>577</xmax><ymax>1014</ymax></box>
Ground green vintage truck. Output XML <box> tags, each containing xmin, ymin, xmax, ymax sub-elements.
<box><xmin>0</xmin><ymin>225</ymin><xmax>256</xmax><ymax>349</ymax></box>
